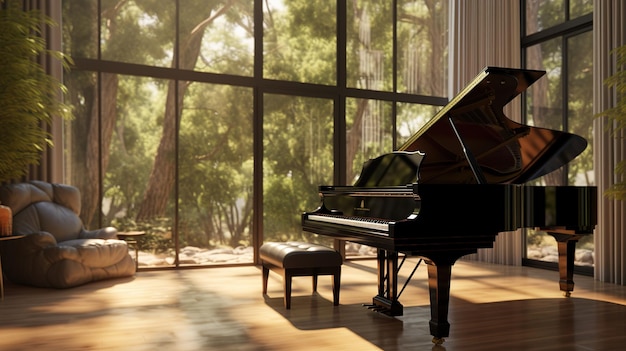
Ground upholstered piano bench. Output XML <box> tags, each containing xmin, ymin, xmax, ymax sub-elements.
<box><xmin>260</xmin><ymin>241</ymin><xmax>342</xmax><ymax>309</ymax></box>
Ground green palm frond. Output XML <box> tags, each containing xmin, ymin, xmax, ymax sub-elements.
<box><xmin>0</xmin><ymin>0</ymin><xmax>73</xmax><ymax>183</ymax></box>
<box><xmin>596</xmin><ymin>45</ymin><xmax>626</xmax><ymax>200</ymax></box>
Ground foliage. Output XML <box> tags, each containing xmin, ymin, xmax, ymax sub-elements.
<box><xmin>0</xmin><ymin>0</ymin><xmax>72</xmax><ymax>183</ymax></box>
<box><xmin>596</xmin><ymin>45</ymin><xmax>626</xmax><ymax>200</ymax></box>
<box><xmin>177</xmin><ymin>83</ymin><xmax>254</xmax><ymax>248</ymax></box>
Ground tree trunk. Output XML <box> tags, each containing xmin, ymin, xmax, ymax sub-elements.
<box><xmin>135</xmin><ymin>28</ymin><xmax>204</xmax><ymax>221</ymax></box>
<box><xmin>134</xmin><ymin>79</ymin><xmax>180</xmax><ymax>221</ymax></box>
<box><xmin>425</xmin><ymin>0</ymin><xmax>446</xmax><ymax>96</ymax></box>
<box><xmin>80</xmin><ymin>73</ymin><xmax>119</xmax><ymax>227</ymax></box>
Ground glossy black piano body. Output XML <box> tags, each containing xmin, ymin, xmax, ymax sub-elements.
<box><xmin>301</xmin><ymin>67</ymin><xmax>597</xmax><ymax>343</ymax></box>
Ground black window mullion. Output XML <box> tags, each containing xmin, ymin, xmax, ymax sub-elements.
<box><xmin>253</xmin><ymin>0</ymin><xmax>264</xmax><ymax>262</ymax></box>
<box><xmin>336</xmin><ymin>0</ymin><xmax>347</xmax><ymax>185</ymax></box>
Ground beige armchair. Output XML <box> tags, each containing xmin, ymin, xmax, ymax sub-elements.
<box><xmin>0</xmin><ymin>181</ymin><xmax>135</xmax><ymax>288</ymax></box>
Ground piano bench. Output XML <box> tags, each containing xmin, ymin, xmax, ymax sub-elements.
<box><xmin>260</xmin><ymin>241</ymin><xmax>342</xmax><ymax>309</ymax></box>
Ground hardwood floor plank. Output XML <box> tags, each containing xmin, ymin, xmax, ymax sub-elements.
<box><xmin>0</xmin><ymin>259</ymin><xmax>625</xmax><ymax>350</ymax></box>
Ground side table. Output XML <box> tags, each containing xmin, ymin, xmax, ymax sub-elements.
<box><xmin>117</xmin><ymin>231</ymin><xmax>146</xmax><ymax>270</ymax></box>
<box><xmin>0</xmin><ymin>235</ymin><xmax>25</xmax><ymax>300</ymax></box>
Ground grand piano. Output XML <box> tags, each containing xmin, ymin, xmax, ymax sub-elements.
<box><xmin>301</xmin><ymin>67</ymin><xmax>597</xmax><ymax>344</ymax></box>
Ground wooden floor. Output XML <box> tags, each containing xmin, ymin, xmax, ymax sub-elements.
<box><xmin>1</xmin><ymin>258</ymin><xmax>625</xmax><ymax>351</ymax></box>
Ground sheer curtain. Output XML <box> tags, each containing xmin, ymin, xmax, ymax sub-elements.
<box><xmin>448</xmin><ymin>0</ymin><xmax>522</xmax><ymax>265</ymax></box>
<box><xmin>593</xmin><ymin>1</ymin><xmax>626</xmax><ymax>285</ymax></box>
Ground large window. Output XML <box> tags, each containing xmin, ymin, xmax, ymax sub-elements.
<box><xmin>62</xmin><ymin>1</ymin><xmax>448</xmax><ymax>268</ymax></box>
<box><xmin>522</xmin><ymin>0</ymin><xmax>594</xmax><ymax>272</ymax></box>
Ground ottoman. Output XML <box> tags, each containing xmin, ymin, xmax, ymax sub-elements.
<box><xmin>260</xmin><ymin>241</ymin><xmax>342</xmax><ymax>309</ymax></box>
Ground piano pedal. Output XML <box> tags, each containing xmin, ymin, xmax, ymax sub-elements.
<box><xmin>363</xmin><ymin>303</ymin><xmax>381</xmax><ymax>311</ymax></box>
<box><xmin>363</xmin><ymin>303</ymin><xmax>394</xmax><ymax>316</ymax></box>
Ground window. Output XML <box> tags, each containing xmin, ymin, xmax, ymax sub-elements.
<box><xmin>522</xmin><ymin>0</ymin><xmax>593</xmax><ymax>272</ymax></box>
<box><xmin>62</xmin><ymin>0</ymin><xmax>448</xmax><ymax>268</ymax></box>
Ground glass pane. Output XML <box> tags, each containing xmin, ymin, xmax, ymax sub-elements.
<box><xmin>525</xmin><ymin>31</ymin><xmax>594</xmax><ymax>268</ymax></box>
<box><xmin>107</xmin><ymin>75</ymin><xmax>176</xmax><ymax>268</ymax></box>
<box><xmin>63</xmin><ymin>70</ymin><xmax>102</xmax><ymax>225</ymax></box>
<box><xmin>396</xmin><ymin>102</ymin><xmax>441</xmax><ymax>148</ymax></box>
<box><xmin>347</xmin><ymin>1</ymin><xmax>393</xmax><ymax>91</ymax></box>
<box><xmin>524</xmin><ymin>38</ymin><xmax>563</xmax><ymax>263</ymax></box>
<box><xmin>346</xmin><ymin>98</ymin><xmax>393</xmax><ymax>184</ymax></box>
<box><xmin>62</xmin><ymin>1</ymin><xmax>98</xmax><ymax>59</ymax></box>
<box><xmin>181</xmin><ymin>1</ymin><xmax>254</xmax><ymax>75</ymax></box>
<box><xmin>565</xmin><ymin>31</ymin><xmax>594</xmax><ymax>265</ymax></box>
<box><xmin>100</xmin><ymin>0</ymin><xmax>175</xmax><ymax>67</ymax></box>
<box><xmin>64</xmin><ymin>73</ymin><xmax>177</xmax><ymax>268</ymax></box>
<box><xmin>569</xmin><ymin>0</ymin><xmax>593</xmax><ymax>20</ymax></box>
<box><xmin>263</xmin><ymin>95</ymin><xmax>334</xmax><ymax>246</ymax></box>
<box><xmin>567</xmin><ymin>31</ymin><xmax>594</xmax><ymax>187</ymax></box>
<box><xmin>525</xmin><ymin>0</ymin><xmax>564</xmax><ymax>35</ymax></box>
<box><xmin>179</xmin><ymin>83</ymin><xmax>254</xmax><ymax>266</ymax></box>
<box><xmin>525</xmin><ymin>38</ymin><xmax>563</xmax><ymax>166</ymax></box>
<box><xmin>263</xmin><ymin>1</ymin><xmax>336</xmax><ymax>85</ymax></box>
<box><xmin>345</xmin><ymin>98</ymin><xmax>393</xmax><ymax>257</ymax></box>
<box><xmin>397</xmin><ymin>0</ymin><xmax>448</xmax><ymax>96</ymax></box>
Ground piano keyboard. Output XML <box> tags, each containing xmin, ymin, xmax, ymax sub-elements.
<box><xmin>307</xmin><ymin>214</ymin><xmax>390</xmax><ymax>234</ymax></box>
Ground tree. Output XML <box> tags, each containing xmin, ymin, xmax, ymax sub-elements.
<box><xmin>137</xmin><ymin>1</ymin><xmax>241</xmax><ymax>221</ymax></box>
<box><xmin>63</xmin><ymin>0</ymin><xmax>161</xmax><ymax>226</ymax></box>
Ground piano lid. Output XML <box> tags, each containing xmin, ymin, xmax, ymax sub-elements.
<box><xmin>399</xmin><ymin>66</ymin><xmax>588</xmax><ymax>185</ymax></box>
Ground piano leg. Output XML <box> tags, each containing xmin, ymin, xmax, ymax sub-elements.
<box><xmin>423</xmin><ymin>251</ymin><xmax>476</xmax><ymax>345</ymax></box>
<box><xmin>386</xmin><ymin>251</ymin><xmax>400</xmax><ymax>307</ymax></box>
<box><xmin>370</xmin><ymin>249</ymin><xmax>403</xmax><ymax>316</ymax></box>
<box><xmin>546</xmin><ymin>231</ymin><xmax>586</xmax><ymax>297</ymax></box>
<box><xmin>425</xmin><ymin>260</ymin><xmax>451</xmax><ymax>345</ymax></box>
<box><xmin>376</xmin><ymin>249</ymin><xmax>386</xmax><ymax>300</ymax></box>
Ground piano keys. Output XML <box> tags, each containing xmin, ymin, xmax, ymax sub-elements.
<box><xmin>301</xmin><ymin>67</ymin><xmax>597</xmax><ymax>344</ymax></box>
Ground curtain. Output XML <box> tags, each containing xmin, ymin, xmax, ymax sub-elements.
<box><xmin>448</xmin><ymin>0</ymin><xmax>522</xmax><ymax>265</ymax></box>
<box><xmin>593</xmin><ymin>1</ymin><xmax>626</xmax><ymax>285</ymax></box>
<box><xmin>23</xmin><ymin>0</ymin><xmax>64</xmax><ymax>183</ymax></box>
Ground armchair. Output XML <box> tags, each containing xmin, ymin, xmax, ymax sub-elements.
<box><xmin>0</xmin><ymin>181</ymin><xmax>135</xmax><ymax>288</ymax></box>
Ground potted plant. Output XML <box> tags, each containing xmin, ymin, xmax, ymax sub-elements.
<box><xmin>0</xmin><ymin>0</ymin><xmax>72</xmax><ymax>184</ymax></box>
<box><xmin>0</xmin><ymin>0</ymin><xmax>72</xmax><ymax>234</ymax></box>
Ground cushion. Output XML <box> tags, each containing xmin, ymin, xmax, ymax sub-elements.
<box><xmin>260</xmin><ymin>241</ymin><xmax>342</xmax><ymax>269</ymax></box>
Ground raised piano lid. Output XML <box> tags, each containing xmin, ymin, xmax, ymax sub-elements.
<box><xmin>398</xmin><ymin>66</ymin><xmax>588</xmax><ymax>185</ymax></box>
